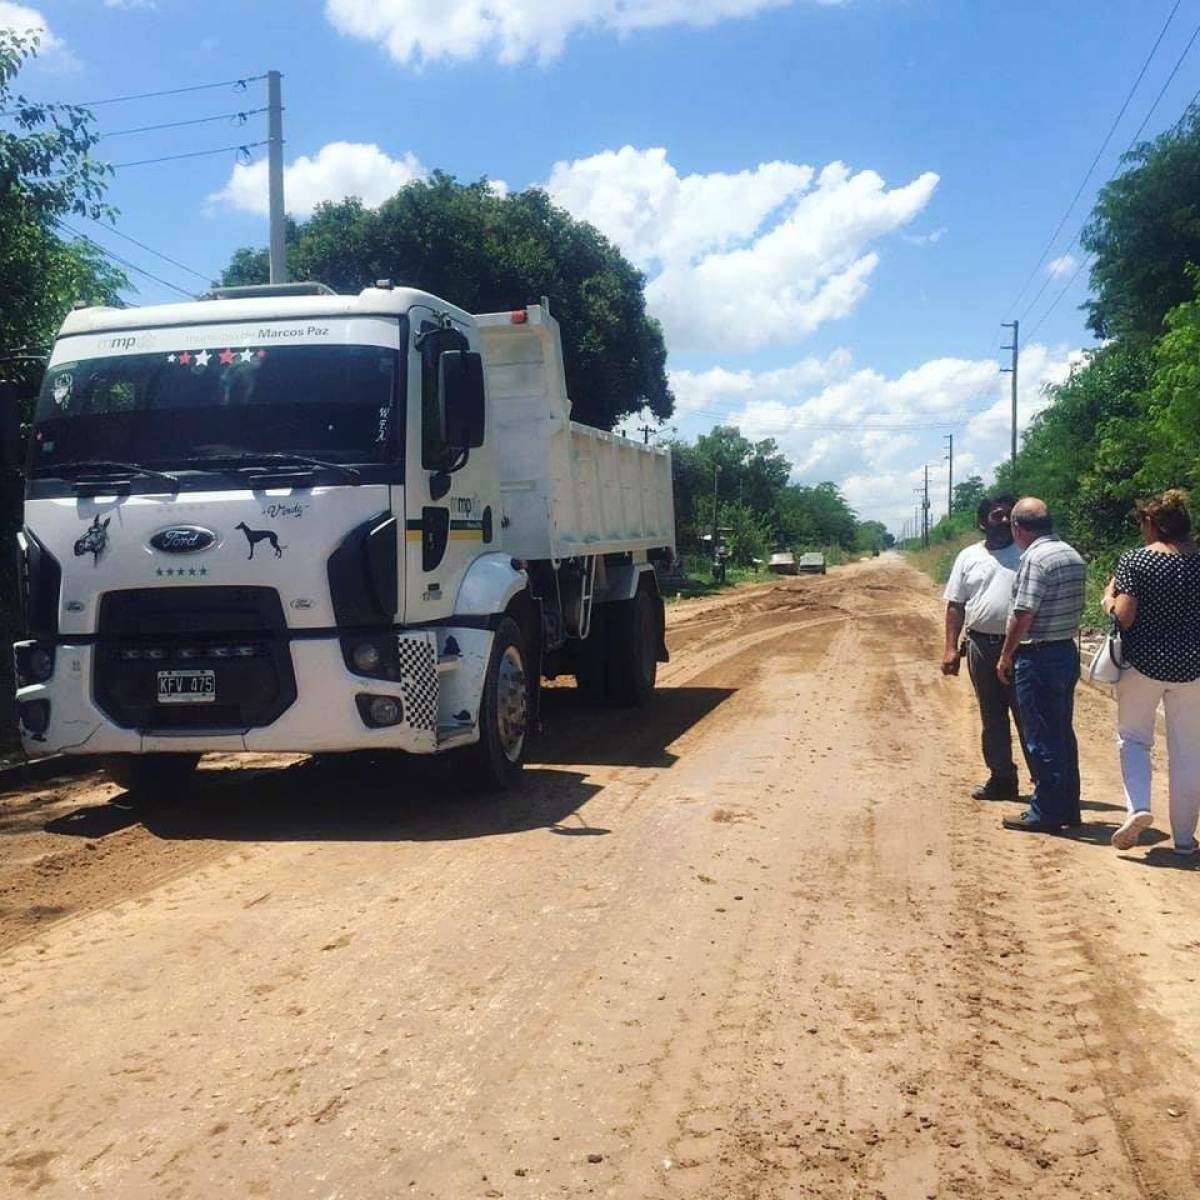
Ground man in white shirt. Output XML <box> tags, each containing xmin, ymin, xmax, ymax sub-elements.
<box><xmin>942</xmin><ymin>494</ymin><xmax>1031</xmax><ymax>800</ymax></box>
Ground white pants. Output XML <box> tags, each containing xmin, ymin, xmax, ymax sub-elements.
<box><xmin>1116</xmin><ymin>664</ymin><xmax>1200</xmax><ymax>848</ymax></box>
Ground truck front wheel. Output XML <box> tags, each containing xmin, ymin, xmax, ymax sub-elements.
<box><xmin>462</xmin><ymin>617</ymin><xmax>530</xmax><ymax>791</ymax></box>
<box><xmin>105</xmin><ymin>753</ymin><xmax>201</xmax><ymax>803</ymax></box>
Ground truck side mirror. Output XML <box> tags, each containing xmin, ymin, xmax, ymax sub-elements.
<box><xmin>0</xmin><ymin>382</ymin><xmax>26</xmax><ymax>473</ymax></box>
<box><xmin>438</xmin><ymin>351</ymin><xmax>485</xmax><ymax>450</ymax></box>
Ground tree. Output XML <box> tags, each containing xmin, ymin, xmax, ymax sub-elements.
<box><xmin>952</xmin><ymin>475</ymin><xmax>986</xmax><ymax>515</ymax></box>
<box><xmin>1</xmin><ymin>30</ymin><xmax>125</xmax><ymax>401</ymax></box>
<box><xmin>1137</xmin><ymin>267</ymin><xmax>1200</xmax><ymax>493</ymax></box>
<box><xmin>1082</xmin><ymin>106</ymin><xmax>1200</xmax><ymax>340</ymax></box>
<box><xmin>220</xmin><ymin>174</ymin><xmax>672</xmax><ymax>430</ymax></box>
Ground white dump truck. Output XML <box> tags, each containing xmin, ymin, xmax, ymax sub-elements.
<box><xmin>7</xmin><ymin>283</ymin><xmax>675</xmax><ymax>791</ymax></box>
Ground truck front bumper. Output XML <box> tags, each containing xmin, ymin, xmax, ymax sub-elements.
<box><xmin>15</xmin><ymin>628</ymin><xmax>492</xmax><ymax>759</ymax></box>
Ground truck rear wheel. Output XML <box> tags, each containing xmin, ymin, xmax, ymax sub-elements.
<box><xmin>608</xmin><ymin>590</ymin><xmax>660</xmax><ymax>707</ymax></box>
<box><xmin>461</xmin><ymin>617</ymin><xmax>530</xmax><ymax>791</ymax></box>
<box><xmin>106</xmin><ymin>753</ymin><xmax>201</xmax><ymax>803</ymax></box>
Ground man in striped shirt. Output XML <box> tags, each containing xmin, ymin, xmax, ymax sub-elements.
<box><xmin>996</xmin><ymin>498</ymin><xmax>1087</xmax><ymax>833</ymax></box>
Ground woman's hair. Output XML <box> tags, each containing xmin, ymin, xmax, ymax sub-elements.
<box><xmin>1137</xmin><ymin>488</ymin><xmax>1192</xmax><ymax>542</ymax></box>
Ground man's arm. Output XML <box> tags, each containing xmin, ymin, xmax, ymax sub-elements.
<box><xmin>997</xmin><ymin>609</ymin><xmax>1035</xmax><ymax>684</ymax></box>
<box><xmin>943</xmin><ymin>602</ymin><xmax>966</xmax><ymax>676</ymax></box>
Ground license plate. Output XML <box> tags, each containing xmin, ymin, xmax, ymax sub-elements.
<box><xmin>157</xmin><ymin>669</ymin><xmax>216</xmax><ymax>704</ymax></box>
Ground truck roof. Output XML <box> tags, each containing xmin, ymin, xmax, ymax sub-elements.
<box><xmin>56</xmin><ymin>284</ymin><xmax>474</xmax><ymax>337</ymax></box>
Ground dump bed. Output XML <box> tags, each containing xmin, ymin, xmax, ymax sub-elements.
<box><xmin>475</xmin><ymin>304</ymin><xmax>675</xmax><ymax>563</ymax></box>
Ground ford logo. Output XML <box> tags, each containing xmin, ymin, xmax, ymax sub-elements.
<box><xmin>150</xmin><ymin>526</ymin><xmax>217</xmax><ymax>554</ymax></box>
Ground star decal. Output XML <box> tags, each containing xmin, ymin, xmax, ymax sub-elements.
<box><xmin>167</xmin><ymin>354</ymin><xmax>177</xmax><ymax>364</ymax></box>
<box><xmin>239</xmin><ymin>348</ymin><xmax>255</xmax><ymax>363</ymax></box>
<box><xmin>178</xmin><ymin>351</ymin><xmax>192</xmax><ymax>366</ymax></box>
<box><xmin>219</xmin><ymin>348</ymin><xmax>235</xmax><ymax>365</ymax></box>
<box><xmin>256</xmin><ymin>349</ymin><xmax>267</xmax><ymax>358</ymax></box>
<box><xmin>194</xmin><ymin>350</ymin><xmax>211</xmax><ymax>367</ymax></box>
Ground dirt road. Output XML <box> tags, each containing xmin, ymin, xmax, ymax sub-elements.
<box><xmin>2</xmin><ymin>555</ymin><xmax>1198</xmax><ymax>1199</ymax></box>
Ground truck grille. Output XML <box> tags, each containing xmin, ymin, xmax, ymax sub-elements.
<box><xmin>94</xmin><ymin>587</ymin><xmax>297</xmax><ymax>731</ymax></box>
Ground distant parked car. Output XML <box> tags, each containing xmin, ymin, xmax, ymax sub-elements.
<box><xmin>798</xmin><ymin>552</ymin><xmax>827</xmax><ymax>575</ymax></box>
<box><xmin>767</xmin><ymin>551</ymin><xmax>798</xmax><ymax>576</ymax></box>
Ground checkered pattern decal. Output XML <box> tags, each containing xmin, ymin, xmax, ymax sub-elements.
<box><xmin>397</xmin><ymin>633</ymin><xmax>439</xmax><ymax>733</ymax></box>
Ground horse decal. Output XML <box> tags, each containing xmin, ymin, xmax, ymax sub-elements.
<box><xmin>235</xmin><ymin>522</ymin><xmax>286</xmax><ymax>560</ymax></box>
<box><xmin>73</xmin><ymin>516</ymin><xmax>110</xmax><ymax>565</ymax></box>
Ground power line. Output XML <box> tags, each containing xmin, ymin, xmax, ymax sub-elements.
<box><xmin>99</xmin><ymin>107</ymin><xmax>268</xmax><ymax>139</ymax></box>
<box><xmin>55</xmin><ymin>220</ymin><xmax>195</xmax><ymax>299</ymax></box>
<box><xmin>1003</xmin><ymin>0</ymin><xmax>1183</xmax><ymax>317</ymax></box>
<box><xmin>77</xmin><ymin>75</ymin><xmax>266</xmax><ymax>108</ymax></box>
<box><xmin>79</xmin><ymin>217</ymin><xmax>213</xmax><ymax>285</ymax></box>
<box><xmin>1019</xmin><ymin>23</ymin><xmax>1200</xmax><ymax>337</ymax></box>
<box><xmin>108</xmin><ymin>140</ymin><xmax>268</xmax><ymax>169</ymax></box>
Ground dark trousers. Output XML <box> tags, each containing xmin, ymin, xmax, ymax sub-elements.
<box><xmin>966</xmin><ymin>634</ymin><xmax>1031</xmax><ymax>786</ymax></box>
<box><xmin>1013</xmin><ymin>641</ymin><xmax>1081</xmax><ymax>824</ymax></box>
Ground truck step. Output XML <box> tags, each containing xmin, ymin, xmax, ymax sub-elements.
<box><xmin>436</xmin><ymin>654</ymin><xmax>461</xmax><ymax>674</ymax></box>
<box><xmin>436</xmin><ymin>719</ymin><xmax>476</xmax><ymax>748</ymax></box>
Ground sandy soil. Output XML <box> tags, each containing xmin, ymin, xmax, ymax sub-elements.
<box><xmin>1</xmin><ymin>554</ymin><xmax>1198</xmax><ymax>1199</ymax></box>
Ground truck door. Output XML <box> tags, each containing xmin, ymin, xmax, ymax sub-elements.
<box><xmin>406</xmin><ymin>319</ymin><xmax>493</xmax><ymax>622</ymax></box>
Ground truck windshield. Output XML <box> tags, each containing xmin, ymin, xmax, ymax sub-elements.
<box><xmin>31</xmin><ymin>337</ymin><xmax>401</xmax><ymax>474</ymax></box>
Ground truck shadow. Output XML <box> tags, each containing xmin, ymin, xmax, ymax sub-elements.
<box><xmin>42</xmin><ymin>684</ymin><xmax>733</xmax><ymax>844</ymax></box>
<box><xmin>50</xmin><ymin>757</ymin><xmax>604</xmax><ymax>844</ymax></box>
<box><xmin>532</xmin><ymin>685</ymin><xmax>735</xmax><ymax>768</ymax></box>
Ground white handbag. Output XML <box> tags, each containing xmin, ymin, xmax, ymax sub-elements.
<box><xmin>1088</xmin><ymin>618</ymin><xmax>1126</xmax><ymax>685</ymax></box>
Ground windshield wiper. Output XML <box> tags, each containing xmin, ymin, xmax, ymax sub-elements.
<box><xmin>207</xmin><ymin>453</ymin><xmax>362</xmax><ymax>485</ymax></box>
<box><xmin>42</xmin><ymin>460</ymin><xmax>181</xmax><ymax>490</ymax></box>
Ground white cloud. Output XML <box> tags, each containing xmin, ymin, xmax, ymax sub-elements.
<box><xmin>1046</xmin><ymin>253</ymin><xmax>1079</xmax><ymax>278</ymax></box>
<box><xmin>670</xmin><ymin>343</ymin><xmax>1085</xmax><ymax>532</ymax></box>
<box><xmin>546</xmin><ymin>148</ymin><xmax>938</xmax><ymax>353</ymax></box>
<box><xmin>902</xmin><ymin>226</ymin><xmax>946</xmax><ymax>245</ymax></box>
<box><xmin>0</xmin><ymin>2</ymin><xmax>77</xmax><ymax>69</ymax></box>
<box><xmin>207</xmin><ymin>141</ymin><xmax>427</xmax><ymax>217</ymax></box>
<box><xmin>325</xmin><ymin>0</ymin><xmax>842</xmax><ymax>66</ymax></box>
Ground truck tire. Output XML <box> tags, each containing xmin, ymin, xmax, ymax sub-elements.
<box><xmin>105</xmin><ymin>753</ymin><xmax>200</xmax><ymax>803</ymax></box>
<box><xmin>461</xmin><ymin>617</ymin><xmax>530</xmax><ymax>791</ymax></box>
<box><xmin>608</xmin><ymin>590</ymin><xmax>660</xmax><ymax>707</ymax></box>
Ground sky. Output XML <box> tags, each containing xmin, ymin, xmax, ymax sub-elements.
<box><xmin>5</xmin><ymin>0</ymin><xmax>1200</xmax><ymax>536</ymax></box>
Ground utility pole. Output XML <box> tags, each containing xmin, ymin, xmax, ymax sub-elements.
<box><xmin>922</xmin><ymin>464</ymin><xmax>931</xmax><ymax>548</ymax></box>
<box><xmin>637</xmin><ymin>424</ymin><xmax>654</xmax><ymax>445</ymax></box>
<box><xmin>1000</xmin><ymin>320</ymin><xmax>1019</xmax><ymax>482</ymax></box>
<box><xmin>944</xmin><ymin>433</ymin><xmax>953</xmax><ymax>516</ymax></box>
<box><xmin>267</xmin><ymin>70</ymin><xmax>287</xmax><ymax>285</ymax></box>
<box><xmin>711</xmin><ymin>464</ymin><xmax>721</xmax><ymax>557</ymax></box>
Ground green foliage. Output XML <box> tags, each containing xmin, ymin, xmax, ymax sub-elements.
<box><xmin>1137</xmin><ymin>266</ymin><xmax>1200</xmax><ymax>492</ymax></box>
<box><xmin>0</xmin><ymin>30</ymin><xmax>124</xmax><ymax>390</ymax></box>
<box><xmin>1083</xmin><ymin>107</ymin><xmax>1200</xmax><ymax>340</ymax></box>
<box><xmin>220</xmin><ymin>174</ymin><xmax>671</xmax><ymax>430</ymax></box>
<box><xmin>994</xmin><ymin>341</ymin><xmax>1152</xmax><ymax>556</ymax></box>
<box><xmin>952</xmin><ymin>475</ymin><xmax>986</xmax><ymax>515</ymax></box>
<box><xmin>667</xmin><ymin>425</ymin><xmax>877</xmax><ymax>560</ymax></box>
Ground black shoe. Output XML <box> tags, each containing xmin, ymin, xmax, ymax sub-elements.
<box><xmin>972</xmin><ymin>781</ymin><xmax>1020</xmax><ymax>801</ymax></box>
<box><xmin>1002</xmin><ymin>811</ymin><xmax>1066</xmax><ymax>833</ymax></box>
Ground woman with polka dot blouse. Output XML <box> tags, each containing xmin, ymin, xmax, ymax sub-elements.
<box><xmin>1101</xmin><ymin>489</ymin><xmax>1200</xmax><ymax>856</ymax></box>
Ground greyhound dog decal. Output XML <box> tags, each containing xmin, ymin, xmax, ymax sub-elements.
<box><xmin>73</xmin><ymin>515</ymin><xmax>111</xmax><ymax>565</ymax></box>
<box><xmin>235</xmin><ymin>522</ymin><xmax>286</xmax><ymax>560</ymax></box>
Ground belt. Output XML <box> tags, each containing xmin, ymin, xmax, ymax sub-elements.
<box><xmin>1016</xmin><ymin>638</ymin><xmax>1075</xmax><ymax>652</ymax></box>
<box><xmin>967</xmin><ymin>630</ymin><xmax>1005</xmax><ymax>644</ymax></box>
